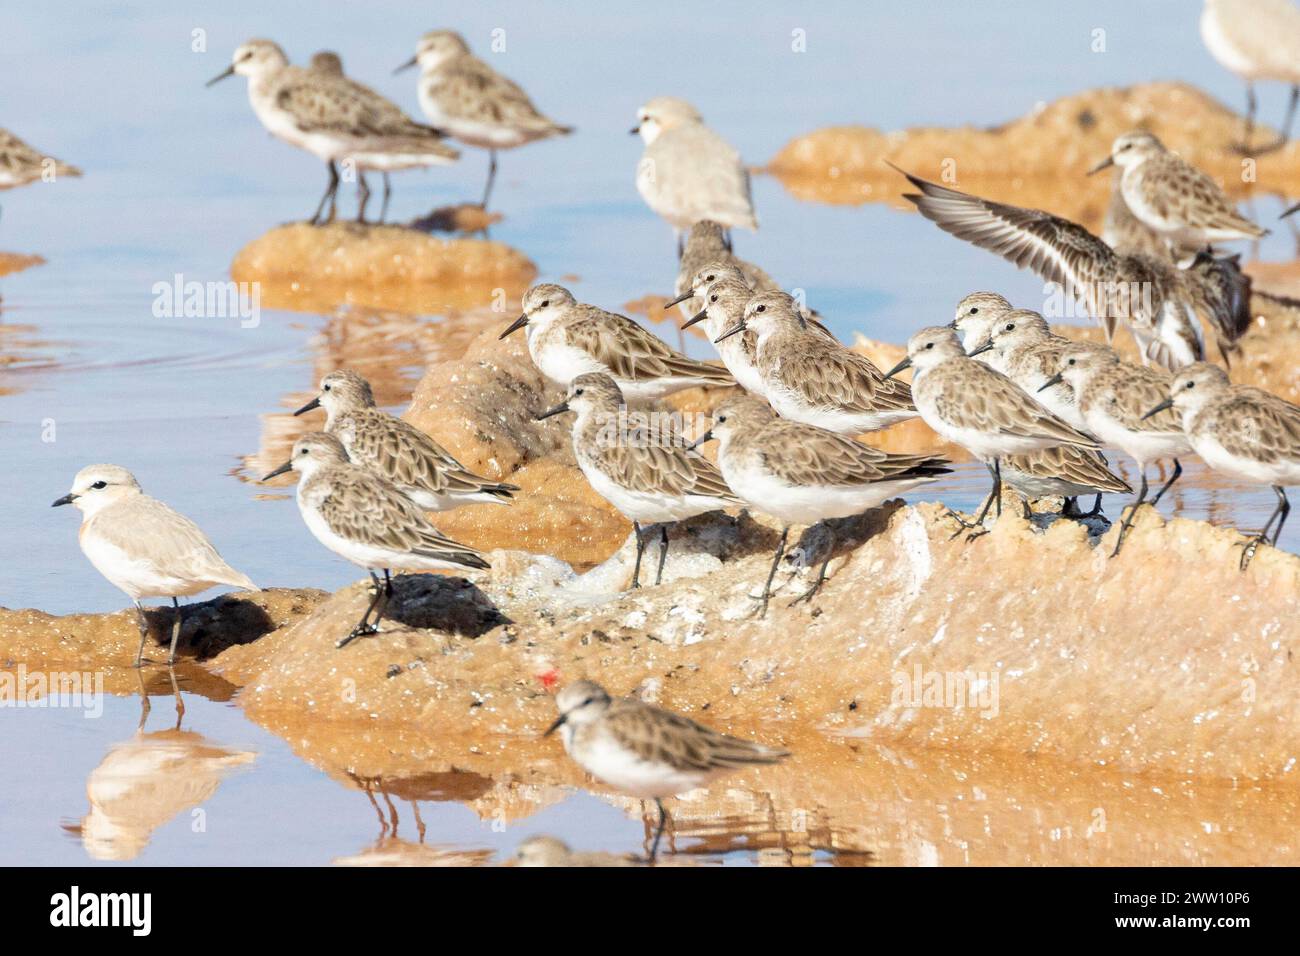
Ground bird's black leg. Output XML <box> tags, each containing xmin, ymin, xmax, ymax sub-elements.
<box><xmin>132</xmin><ymin>601</ymin><xmax>151</xmax><ymax>668</ymax></box>
<box><xmin>1235</xmin><ymin>82</ymin><xmax>1258</xmax><ymax>154</ymax></box>
<box><xmin>1112</xmin><ymin>468</ymin><xmax>1149</xmax><ymax>557</ymax></box>
<box><xmin>338</xmin><ymin>571</ymin><xmax>385</xmax><ymax>647</ymax></box>
<box><xmin>1256</xmin><ymin>84</ymin><xmax>1300</xmax><ymax>155</ymax></box>
<box><xmin>756</xmin><ymin>526</ymin><xmax>789</xmax><ymax>619</ymax></box>
<box><xmin>790</xmin><ymin>526</ymin><xmax>834</xmax><ymax>606</ymax></box>
<box><xmin>167</xmin><ymin>597</ymin><xmax>183</xmax><ymax>665</ymax></box>
<box><xmin>953</xmin><ymin>460</ymin><xmax>1000</xmax><ymax>541</ymax></box>
<box><xmin>648</xmin><ymin>798</ymin><xmax>668</xmax><ymax>863</ymax></box>
<box><xmin>356</xmin><ymin>172</ymin><xmax>371</xmax><ymax>224</ymax></box>
<box><xmin>480</xmin><ymin>149</ymin><xmax>498</xmax><ymax>209</ymax></box>
<box><xmin>1149</xmin><ymin>458</ymin><xmax>1182</xmax><ymax>507</ymax></box>
<box><xmin>311</xmin><ymin>161</ymin><xmax>340</xmax><ymax>225</ymax></box>
<box><xmin>654</xmin><ymin>524</ymin><xmax>670</xmax><ymax>586</ymax></box>
<box><xmin>370</xmin><ymin>569</ymin><xmax>393</xmax><ymax>629</ymax></box>
<box><xmin>1240</xmin><ymin>486</ymin><xmax>1290</xmax><ymax>571</ymax></box>
<box><xmin>630</xmin><ymin>522</ymin><xmax>645</xmax><ymax>589</ymax></box>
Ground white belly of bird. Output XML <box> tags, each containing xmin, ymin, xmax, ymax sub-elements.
<box><xmin>765</xmin><ymin>381</ymin><xmax>914</xmax><ymax>435</ymax></box>
<box><xmin>299</xmin><ymin>497</ymin><xmax>463</xmax><ymax>573</ymax></box>
<box><xmin>569</xmin><ymin>728</ymin><xmax>711</xmax><ymax>799</ymax></box>
<box><xmin>577</xmin><ymin>455</ymin><xmax>723</xmax><ymax>524</ymax></box>
<box><xmin>251</xmin><ymin>93</ymin><xmax>341</xmax><ymax>163</ymax></box>
<box><xmin>1200</xmin><ymin>9</ymin><xmax>1267</xmax><ymax>79</ymax></box>
<box><xmin>722</xmin><ymin>457</ymin><xmax>927</xmax><ymax>526</ymax></box>
<box><xmin>418</xmin><ymin>87</ymin><xmax>536</xmax><ymax>150</ymax></box>
<box><xmin>714</xmin><ymin>334</ymin><xmax>766</xmax><ymax>396</ymax></box>
<box><xmin>80</xmin><ymin>529</ymin><xmax>212</xmax><ymax>600</ymax></box>
<box><xmin>1192</xmin><ymin>432</ymin><xmax>1300</xmax><ymax>486</ymax></box>
<box><xmin>1086</xmin><ymin>408</ymin><xmax>1189</xmax><ymax>466</ymax></box>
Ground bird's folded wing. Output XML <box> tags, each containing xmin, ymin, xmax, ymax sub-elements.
<box><xmin>939</xmin><ymin>368</ymin><xmax>1095</xmax><ymax>446</ymax></box>
<box><xmin>276</xmin><ymin>73</ymin><xmax>427</xmax><ymax>139</ymax></box>
<box><xmin>318</xmin><ymin>470</ymin><xmax>486</xmax><ymax>563</ymax></box>
<box><xmin>1215</xmin><ymin>393</ymin><xmax>1300</xmax><ymax>465</ymax></box>
<box><xmin>571</xmin><ymin>315</ymin><xmax>733</xmax><ymax>384</ymax></box>
<box><xmin>759</xmin><ymin>421</ymin><xmax>942</xmax><ymax>487</ymax></box>
<box><xmin>782</xmin><ymin>345</ymin><xmax>914</xmax><ymax>413</ymax></box>
<box><xmin>425</xmin><ymin>60</ymin><xmax>557</xmax><ymax>129</ymax></box>
<box><xmin>105</xmin><ymin>497</ymin><xmax>243</xmax><ymax>582</ymax></box>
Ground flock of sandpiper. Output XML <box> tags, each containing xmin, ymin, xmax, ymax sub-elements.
<box><xmin>8</xmin><ymin>10</ymin><xmax>1300</xmax><ymax>862</ymax></box>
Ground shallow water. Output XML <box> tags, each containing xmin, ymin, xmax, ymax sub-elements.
<box><xmin>3</xmin><ymin>0</ymin><xmax>1298</xmax><ymax>865</ymax></box>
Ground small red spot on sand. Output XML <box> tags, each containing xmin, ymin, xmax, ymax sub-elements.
<box><xmin>537</xmin><ymin>669</ymin><xmax>560</xmax><ymax>692</ymax></box>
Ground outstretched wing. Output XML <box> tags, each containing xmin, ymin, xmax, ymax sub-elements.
<box><xmin>895</xmin><ymin>166</ymin><xmax>1124</xmax><ymax>339</ymax></box>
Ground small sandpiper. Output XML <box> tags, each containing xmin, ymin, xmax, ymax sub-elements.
<box><xmin>263</xmin><ymin>433</ymin><xmax>489</xmax><ymax>646</ymax></box>
<box><xmin>53</xmin><ymin>465</ymin><xmax>256</xmax><ymax>666</ymax></box>
<box><xmin>1046</xmin><ymin>344</ymin><xmax>1192</xmax><ymax>555</ymax></box>
<box><xmin>885</xmin><ymin>327</ymin><xmax>1098</xmax><ymax>537</ymax></box>
<box><xmin>633</xmin><ymin>97</ymin><xmax>757</xmax><ymax>252</ymax></box>
<box><xmin>502</xmin><ymin>283</ymin><xmax>734</xmax><ymax>403</ymax></box>
<box><xmin>1088</xmin><ymin>131</ymin><xmax>1267</xmax><ymax>253</ymax></box>
<box><xmin>716</xmin><ymin>290</ymin><xmax>915</xmax><ymax>433</ymax></box>
<box><xmin>696</xmin><ymin>393</ymin><xmax>950</xmax><ymax>615</ymax></box>
<box><xmin>0</xmin><ymin>129</ymin><xmax>81</xmax><ymax>190</ymax></box>
<box><xmin>295</xmin><ymin>369</ymin><xmax>517</xmax><ymax>511</ymax></box>
<box><xmin>1144</xmin><ymin>362</ymin><xmax>1300</xmax><ymax>570</ymax></box>
<box><xmin>545</xmin><ymin>679</ymin><xmax>789</xmax><ymax>862</ymax></box>
<box><xmin>397</xmin><ymin>29</ymin><xmax>572</xmax><ymax>209</ymax></box>
<box><xmin>208</xmin><ymin>39</ymin><xmax>458</xmax><ymax>225</ymax></box>
<box><xmin>537</xmin><ymin>373</ymin><xmax>740</xmax><ymax>588</ymax></box>
<box><xmin>897</xmin><ymin>166</ymin><xmax>1253</xmax><ymax>369</ymax></box>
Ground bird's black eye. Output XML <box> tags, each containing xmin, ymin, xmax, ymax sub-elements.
<box><xmin>925</xmin><ymin>342</ymin><xmax>934</xmax><ymax>349</ymax></box>
<box><xmin>969</xmin><ymin>307</ymin><xmax>978</xmax><ymax>314</ymax></box>
<box><xmin>1185</xmin><ymin>381</ymin><xmax>1195</xmax><ymax>389</ymax></box>
<box><xmin>756</xmin><ymin>304</ymin><xmax>766</xmax><ymax>313</ymax></box>
<box><xmin>706</xmin><ymin>274</ymin><xmax>715</xmax><ymax>282</ymax></box>
<box><xmin>709</xmin><ymin>294</ymin><xmax>718</xmax><ymax>302</ymax></box>
<box><xmin>323</xmin><ymin>384</ymin><xmax>331</xmax><ymax>391</ymax></box>
<box><xmin>575</xmin><ymin>387</ymin><xmax>584</xmax><ymax>395</ymax></box>
<box><xmin>540</xmin><ymin>300</ymin><xmax>550</xmax><ymax>308</ymax></box>
<box><xmin>1067</xmin><ymin>358</ymin><xmax>1076</xmax><ymax>366</ymax></box>
<box><xmin>91</xmin><ymin>480</ymin><xmax>107</xmax><ymax>490</ymax></box>
<box><xmin>581</xmin><ymin>697</ymin><xmax>595</xmax><ymax>707</ymax></box>
<box><xmin>1004</xmin><ymin>323</ymin><xmax>1014</xmax><ymax>331</ymax></box>
<box><xmin>302</xmin><ymin>448</ymin><xmax>310</xmax><ymax>455</ymax></box>
<box><xmin>717</xmin><ymin>415</ymin><xmax>727</xmax><ymax>422</ymax></box>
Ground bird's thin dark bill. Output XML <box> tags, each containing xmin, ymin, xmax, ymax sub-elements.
<box><xmin>662</xmin><ymin>290</ymin><xmax>693</xmax><ymax>308</ymax></box>
<box><xmin>535</xmin><ymin>401</ymin><xmax>569</xmax><ymax>421</ymax></box>
<box><xmin>681</xmin><ymin>308</ymin><xmax>708</xmax><ymax>329</ymax></box>
<box><xmin>262</xmin><ymin>461</ymin><xmax>293</xmax><ymax>481</ymax></box>
<box><xmin>294</xmin><ymin>396</ymin><xmax>321</xmax><ymax>416</ymax></box>
<box><xmin>499</xmin><ymin>314</ymin><xmax>528</xmax><ymax>339</ymax></box>
<box><xmin>1141</xmin><ymin>399</ymin><xmax>1174</xmax><ymax>420</ymax></box>
<box><xmin>1086</xmin><ymin>156</ymin><xmax>1115</xmax><ymax>175</ymax></box>
<box><xmin>883</xmin><ymin>358</ymin><xmax>911</xmax><ymax>381</ymax></box>
<box><xmin>967</xmin><ymin>340</ymin><xmax>993</xmax><ymax>357</ymax></box>
<box><xmin>687</xmin><ymin>429</ymin><xmax>714</xmax><ymax>451</ymax></box>
<box><xmin>543</xmin><ymin>714</ymin><xmax>566</xmax><ymax>736</ymax></box>
<box><xmin>205</xmin><ymin>65</ymin><xmax>235</xmax><ymax>87</ymax></box>
<box><xmin>1038</xmin><ymin>372</ymin><xmax>1065</xmax><ymax>392</ymax></box>
<box><xmin>393</xmin><ymin>56</ymin><xmax>418</xmax><ymax>75</ymax></box>
<box><xmin>1281</xmin><ymin>202</ymin><xmax>1300</xmax><ymax>221</ymax></box>
<box><xmin>51</xmin><ymin>494</ymin><xmax>76</xmax><ymax>507</ymax></box>
<box><xmin>713</xmin><ymin>322</ymin><xmax>745</xmax><ymax>343</ymax></box>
